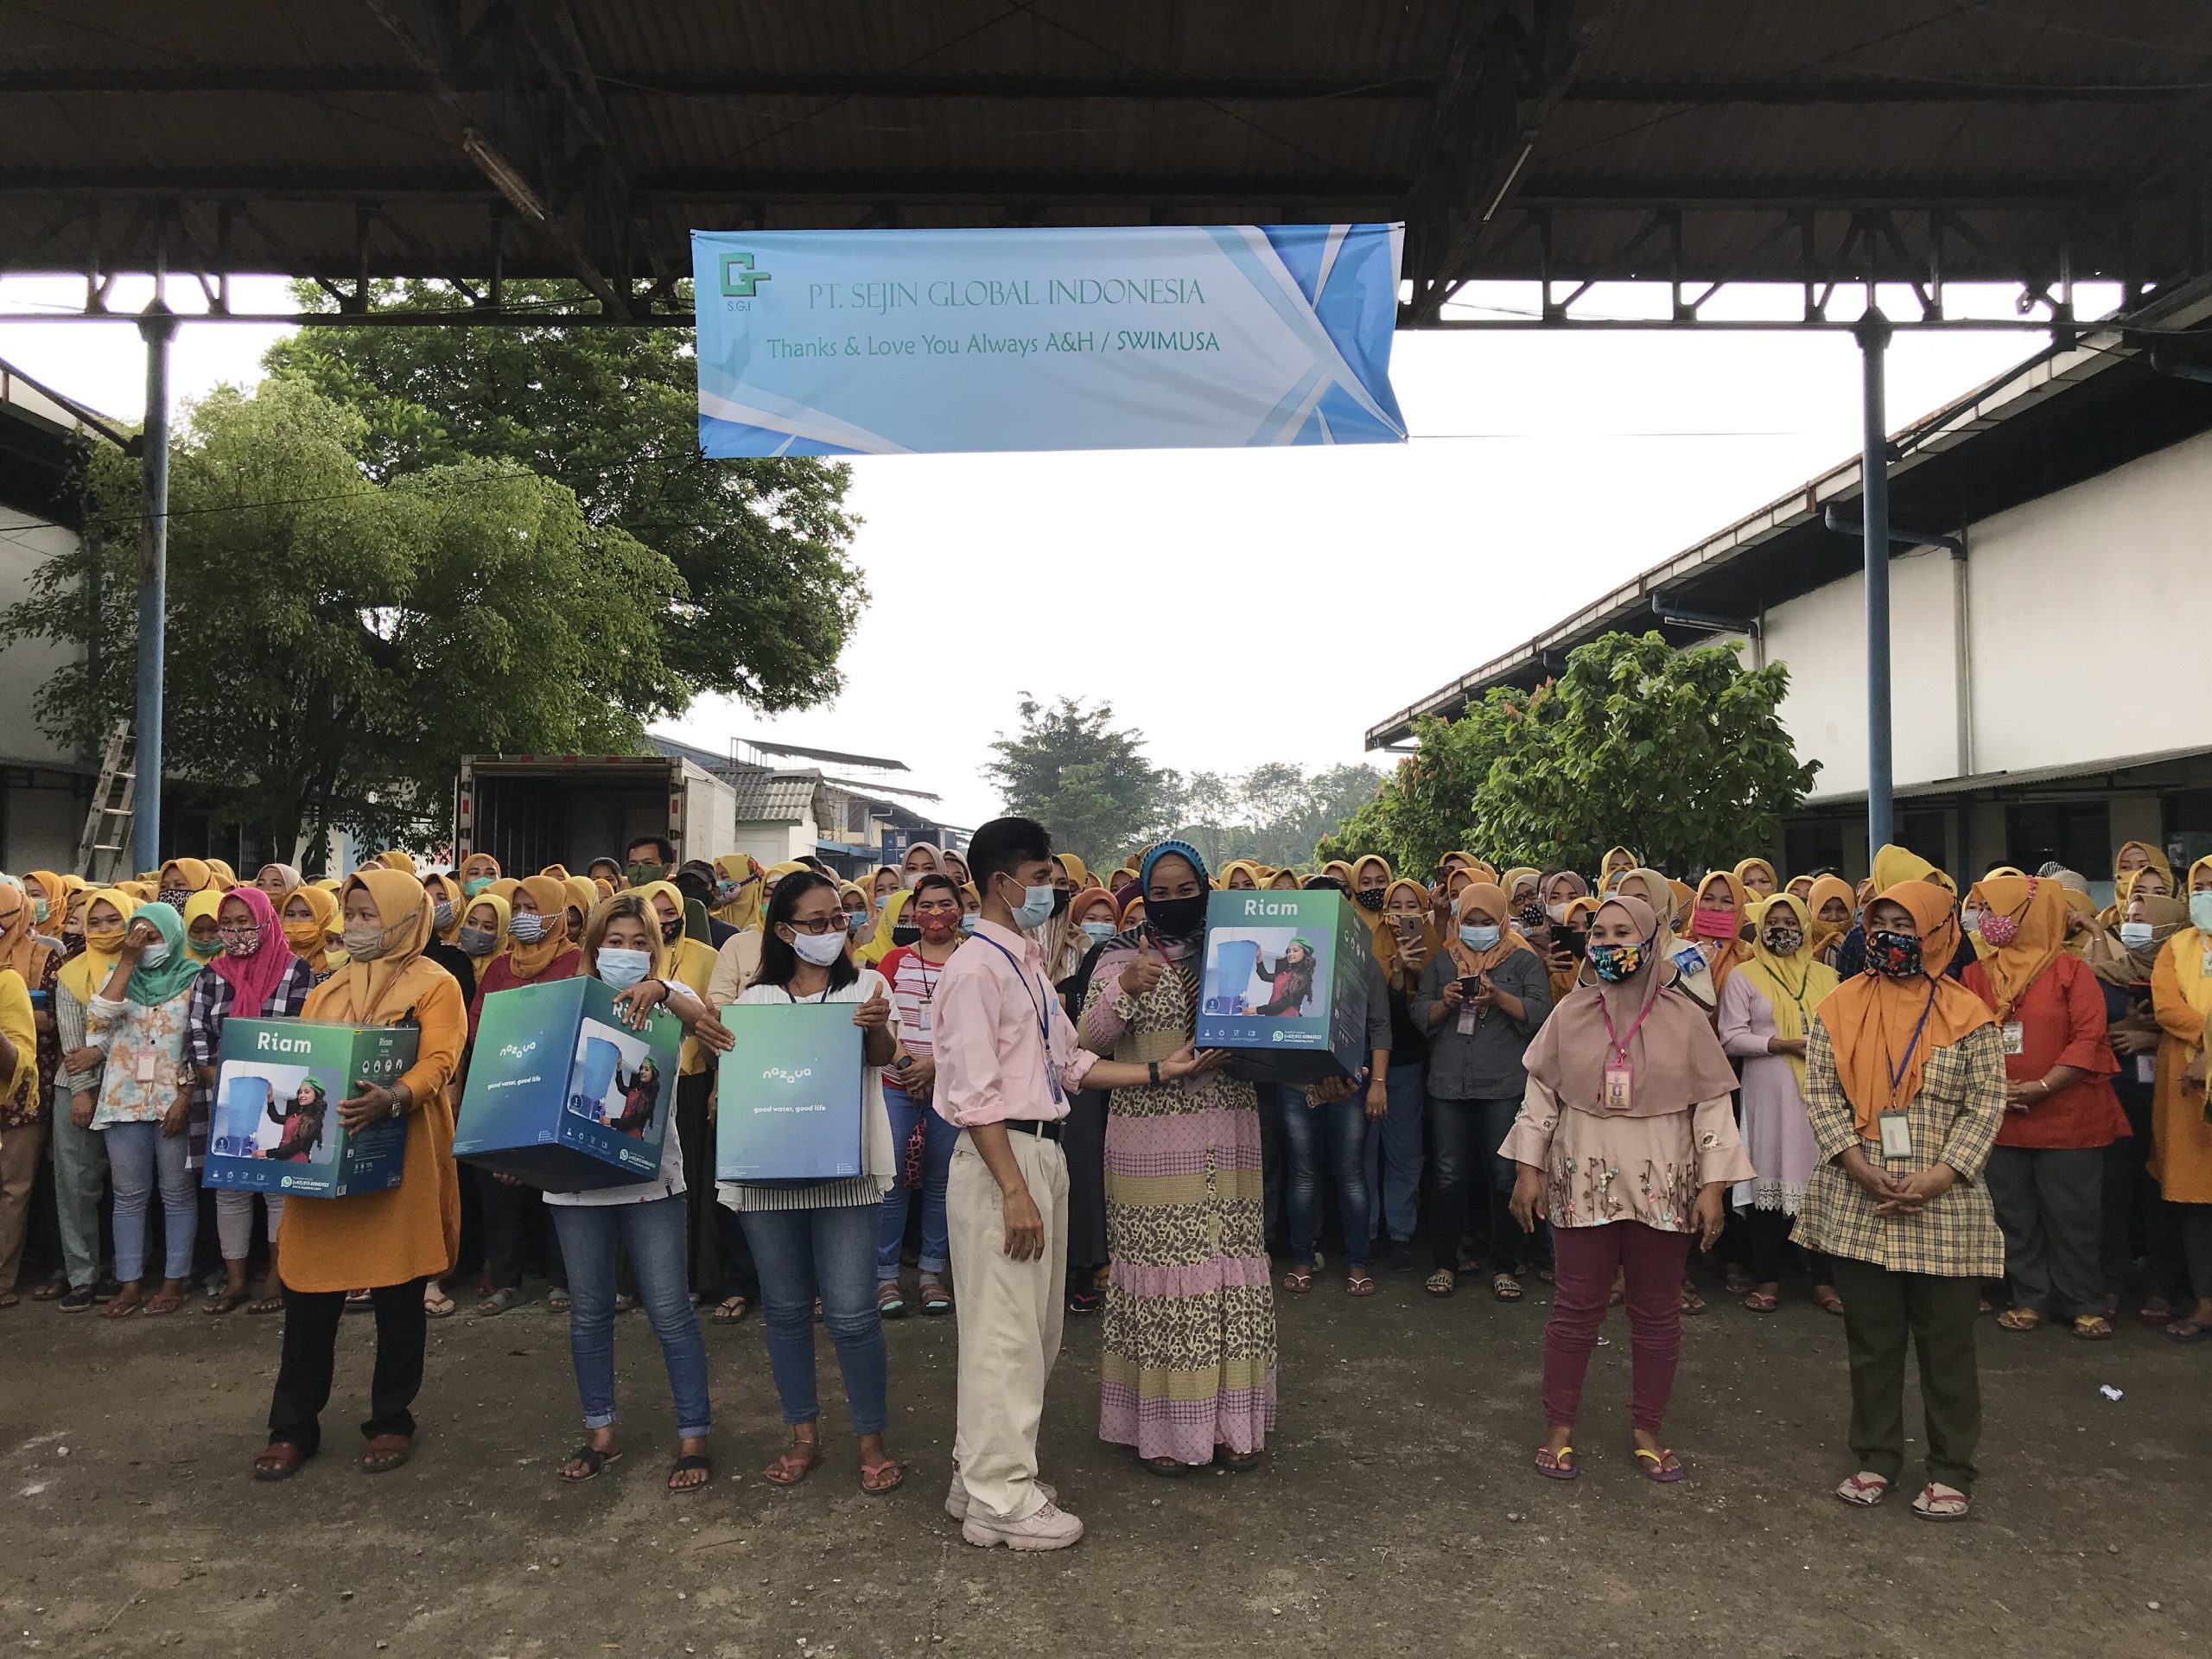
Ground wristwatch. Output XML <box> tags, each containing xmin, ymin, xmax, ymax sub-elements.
<box><xmin>1147</xmin><ymin>1059</ymin><xmax>1160</xmax><ymax>1085</ymax></box>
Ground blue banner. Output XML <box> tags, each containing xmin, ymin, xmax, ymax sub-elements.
<box><xmin>691</xmin><ymin>224</ymin><xmax>1406</xmax><ymax>455</ymax></box>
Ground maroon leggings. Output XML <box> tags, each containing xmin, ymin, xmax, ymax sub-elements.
<box><xmin>1543</xmin><ymin>1221</ymin><xmax>1694</xmax><ymax>1433</ymax></box>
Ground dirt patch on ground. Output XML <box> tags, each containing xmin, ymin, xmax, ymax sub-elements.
<box><xmin>3</xmin><ymin>1270</ymin><xmax>2202</xmax><ymax>1658</ymax></box>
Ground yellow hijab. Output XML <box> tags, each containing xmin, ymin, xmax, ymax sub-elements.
<box><xmin>857</xmin><ymin>888</ymin><xmax>912</xmax><ymax>967</ymax></box>
<box><xmin>460</xmin><ymin>889</ymin><xmax>512</xmax><ymax>958</ymax></box>
<box><xmin>1805</xmin><ymin>874</ymin><xmax>1858</xmax><ymax>958</ymax></box>
<box><xmin>1737</xmin><ymin>893</ymin><xmax>1839</xmax><ymax>1089</ymax></box>
<box><xmin>159</xmin><ymin>856</ymin><xmax>215</xmax><ymax>897</ymax></box>
<box><xmin>0</xmin><ymin>883</ymin><xmax>55</xmax><ymax>985</ymax></box>
<box><xmin>1217</xmin><ymin>859</ymin><xmax>1268</xmax><ymax>893</ymax></box>
<box><xmin>711</xmin><ymin>854</ymin><xmax>766</xmax><ymax>931</ymax></box>
<box><xmin>281</xmin><ymin>883</ymin><xmax>344</xmax><ymax>976</ymax></box>
<box><xmin>1347</xmin><ymin>855</ymin><xmax>1393</xmax><ymax>938</ymax></box>
<box><xmin>203</xmin><ymin>858</ymin><xmax>239</xmax><ymax>891</ymax></box>
<box><xmin>60</xmin><ymin>888</ymin><xmax>142</xmax><ymax>1004</ymax></box>
<box><xmin>1374</xmin><ymin>877</ymin><xmax>1444</xmax><ymax>986</ymax></box>
<box><xmin>1732</xmin><ymin>856</ymin><xmax>1781</xmax><ymax>897</ymax></box>
<box><xmin>1598</xmin><ymin>846</ymin><xmax>1639</xmax><ymax>888</ymax></box>
<box><xmin>506</xmin><ymin>874</ymin><xmax>575</xmax><ymax>981</ymax></box>
<box><xmin>1964</xmin><ymin>874</ymin><xmax>2069</xmax><ymax>1024</ymax></box>
<box><xmin>1872</xmin><ymin>841</ymin><xmax>1957</xmax><ymax>897</ymax></box>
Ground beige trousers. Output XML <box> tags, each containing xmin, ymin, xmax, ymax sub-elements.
<box><xmin>946</xmin><ymin>1128</ymin><xmax>1069</xmax><ymax>1522</ymax></box>
<box><xmin>0</xmin><ymin>1117</ymin><xmax>50</xmax><ymax>1294</ymax></box>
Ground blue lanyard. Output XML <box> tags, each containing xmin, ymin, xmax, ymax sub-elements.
<box><xmin>973</xmin><ymin>932</ymin><xmax>1063</xmax><ymax>1099</ymax></box>
<box><xmin>1885</xmin><ymin>982</ymin><xmax>1942</xmax><ymax>1105</ymax></box>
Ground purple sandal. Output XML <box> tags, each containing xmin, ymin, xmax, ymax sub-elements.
<box><xmin>1535</xmin><ymin>1446</ymin><xmax>1578</xmax><ymax>1482</ymax></box>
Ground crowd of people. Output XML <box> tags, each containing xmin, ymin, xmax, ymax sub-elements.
<box><xmin>0</xmin><ymin>823</ymin><xmax>2207</xmax><ymax>1543</ymax></box>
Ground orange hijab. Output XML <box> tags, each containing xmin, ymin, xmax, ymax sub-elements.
<box><xmin>1963</xmin><ymin>874</ymin><xmax>2068</xmax><ymax>1023</ymax></box>
<box><xmin>1805</xmin><ymin>874</ymin><xmax>1858</xmax><ymax>957</ymax></box>
<box><xmin>1689</xmin><ymin>871</ymin><xmax>1752</xmax><ymax>988</ymax></box>
<box><xmin>506</xmin><ymin>874</ymin><xmax>575</xmax><ymax>980</ymax></box>
<box><xmin>1818</xmin><ymin>880</ymin><xmax>1993</xmax><ymax>1140</ymax></box>
<box><xmin>310</xmin><ymin>870</ymin><xmax>446</xmax><ymax>1026</ymax></box>
<box><xmin>1374</xmin><ymin>878</ymin><xmax>1444</xmax><ymax>985</ymax></box>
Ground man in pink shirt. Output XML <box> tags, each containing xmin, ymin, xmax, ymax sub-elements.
<box><xmin>934</xmin><ymin>817</ymin><xmax>1215</xmax><ymax>1550</ymax></box>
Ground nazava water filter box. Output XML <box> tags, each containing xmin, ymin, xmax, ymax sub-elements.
<box><xmin>1194</xmin><ymin>887</ymin><xmax>1370</xmax><ymax>1083</ymax></box>
<box><xmin>202</xmin><ymin>1019</ymin><xmax>418</xmax><ymax>1198</ymax></box>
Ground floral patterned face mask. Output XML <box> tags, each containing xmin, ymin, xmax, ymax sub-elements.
<box><xmin>1865</xmin><ymin>930</ymin><xmax>1923</xmax><ymax>977</ymax></box>
<box><xmin>1587</xmin><ymin>939</ymin><xmax>1647</xmax><ymax>982</ymax></box>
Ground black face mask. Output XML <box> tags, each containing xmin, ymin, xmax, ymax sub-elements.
<box><xmin>1052</xmin><ymin>887</ymin><xmax>1071</xmax><ymax>918</ymax></box>
<box><xmin>892</xmin><ymin>925</ymin><xmax>921</xmax><ymax>947</ymax></box>
<box><xmin>1146</xmin><ymin>893</ymin><xmax>1208</xmax><ymax>938</ymax></box>
<box><xmin>660</xmin><ymin>918</ymin><xmax>683</xmax><ymax>944</ymax></box>
<box><xmin>1354</xmin><ymin>887</ymin><xmax>1386</xmax><ymax>912</ymax></box>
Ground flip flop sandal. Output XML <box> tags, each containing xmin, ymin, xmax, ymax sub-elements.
<box><xmin>2136</xmin><ymin>1298</ymin><xmax>2174</xmax><ymax>1325</ymax></box>
<box><xmin>423</xmin><ymin>1287</ymin><xmax>457</xmax><ymax>1319</ymax></box>
<box><xmin>763</xmin><ymin>1444</ymin><xmax>823</xmax><ymax>1486</ymax></box>
<box><xmin>1424</xmin><ymin>1270</ymin><xmax>1457</xmax><ymax>1297</ymax></box>
<box><xmin>253</xmin><ymin>1443</ymin><xmax>308</xmax><ymax>1483</ymax></box>
<box><xmin>548</xmin><ymin>1289</ymin><xmax>571</xmax><ymax>1312</ymax></box>
<box><xmin>1139</xmin><ymin>1453</ymin><xmax>1192</xmax><ymax>1478</ymax></box>
<box><xmin>1742</xmin><ymin>1290</ymin><xmax>1780</xmax><ymax>1313</ymax></box>
<box><xmin>30</xmin><ymin>1277</ymin><xmax>68</xmax><ymax>1302</ymax></box>
<box><xmin>1633</xmin><ymin>1447</ymin><xmax>1686</xmax><ymax>1484</ymax></box>
<box><xmin>246</xmin><ymin>1295</ymin><xmax>284</xmax><ymax>1316</ymax></box>
<box><xmin>143</xmin><ymin>1290</ymin><xmax>187</xmax><ymax>1317</ymax></box>
<box><xmin>1996</xmin><ymin>1306</ymin><xmax>2044</xmax><ymax>1332</ymax></box>
<box><xmin>560</xmin><ymin>1446</ymin><xmax>622</xmax><ymax>1483</ymax></box>
<box><xmin>918</xmin><ymin>1280</ymin><xmax>952</xmax><ymax>1316</ymax></box>
<box><xmin>712</xmin><ymin>1296</ymin><xmax>749</xmax><ymax>1324</ymax></box>
<box><xmin>1217</xmin><ymin>1448</ymin><xmax>1262</xmax><ymax>1473</ymax></box>
<box><xmin>1491</xmin><ymin>1274</ymin><xmax>1524</xmax><ymax>1303</ymax></box>
<box><xmin>2164</xmin><ymin>1319</ymin><xmax>2212</xmax><ymax>1344</ymax></box>
<box><xmin>859</xmin><ymin>1457</ymin><xmax>906</xmax><ymax>1496</ymax></box>
<box><xmin>1534</xmin><ymin>1446</ymin><xmax>1578</xmax><ymax>1482</ymax></box>
<box><xmin>202</xmin><ymin>1291</ymin><xmax>252</xmax><ymax>1316</ymax></box>
<box><xmin>1911</xmin><ymin>1483</ymin><xmax>1969</xmax><ymax>1522</ymax></box>
<box><xmin>667</xmin><ymin>1453</ymin><xmax>712</xmax><ymax>1495</ymax></box>
<box><xmin>1834</xmin><ymin>1471</ymin><xmax>1889</xmax><ymax>1506</ymax></box>
<box><xmin>1812</xmin><ymin>1287</ymin><xmax>1846</xmax><ymax>1316</ymax></box>
<box><xmin>1346</xmin><ymin>1274</ymin><xmax>1376</xmax><ymax>1298</ymax></box>
<box><xmin>344</xmin><ymin>1288</ymin><xmax>373</xmax><ymax>1314</ymax></box>
<box><xmin>1678</xmin><ymin>1289</ymin><xmax>1707</xmax><ymax>1316</ymax></box>
<box><xmin>1281</xmin><ymin>1267</ymin><xmax>1315</xmax><ymax>1294</ymax></box>
<box><xmin>2070</xmin><ymin>1315</ymin><xmax>2115</xmax><ymax>1341</ymax></box>
<box><xmin>1723</xmin><ymin>1268</ymin><xmax>1756</xmax><ymax>1297</ymax></box>
<box><xmin>359</xmin><ymin>1434</ymin><xmax>413</xmax><ymax>1475</ymax></box>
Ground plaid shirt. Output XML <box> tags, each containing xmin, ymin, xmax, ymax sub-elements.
<box><xmin>183</xmin><ymin>957</ymin><xmax>318</xmax><ymax>1166</ymax></box>
<box><xmin>1791</xmin><ymin>1014</ymin><xmax>2006</xmax><ymax>1278</ymax></box>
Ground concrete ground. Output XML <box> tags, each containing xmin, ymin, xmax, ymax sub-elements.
<box><xmin>3</xmin><ymin>1266</ymin><xmax>2205</xmax><ymax>1659</ymax></box>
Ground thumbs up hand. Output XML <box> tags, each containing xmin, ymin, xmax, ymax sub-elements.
<box><xmin>1122</xmin><ymin>935</ymin><xmax>1166</xmax><ymax>997</ymax></box>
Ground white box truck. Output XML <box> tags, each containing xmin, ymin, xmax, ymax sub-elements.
<box><xmin>454</xmin><ymin>753</ymin><xmax>738</xmax><ymax>874</ymax></box>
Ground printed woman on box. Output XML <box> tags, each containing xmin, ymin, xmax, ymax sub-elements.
<box><xmin>187</xmin><ymin>883</ymin><xmax>318</xmax><ymax>1315</ymax></box>
<box><xmin>540</xmin><ymin>891</ymin><xmax>734</xmax><ymax>1493</ymax></box>
<box><xmin>265</xmin><ymin>1079</ymin><xmax>329</xmax><ymax>1162</ymax></box>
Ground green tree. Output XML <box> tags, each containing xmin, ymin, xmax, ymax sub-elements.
<box><xmin>982</xmin><ymin>695</ymin><xmax>1177</xmax><ymax>868</ymax></box>
<box><xmin>1317</xmin><ymin>632</ymin><xmax>1818</xmax><ymax>879</ymax></box>
<box><xmin>264</xmin><ymin>278</ymin><xmax>865</xmax><ymax>711</ymax></box>
<box><xmin>1172</xmin><ymin>760</ymin><xmax>1386</xmax><ymax>872</ymax></box>
<box><xmin>1</xmin><ymin>379</ymin><xmax>682</xmax><ymax>861</ymax></box>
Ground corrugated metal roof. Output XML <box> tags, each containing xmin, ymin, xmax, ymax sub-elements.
<box><xmin>3</xmin><ymin>2</ymin><xmax>2207</xmax><ymax>302</ymax></box>
<box><xmin>725</xmin><ymin>766</ymin><xmax>823</xmax><ymax>825</ymax></box>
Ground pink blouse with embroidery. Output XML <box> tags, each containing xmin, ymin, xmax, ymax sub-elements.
<box><xmin>1498</xmin><ymin>1077</ymin><xmax>1755</xmax><ymax>1232</ymax></box>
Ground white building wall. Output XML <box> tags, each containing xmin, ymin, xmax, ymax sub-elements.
<box><xmin>0</xmin><ymin>505</ymin><xmax>92</xmax><ymax>869</ymax></box>
<box><xmin>1766</xmin><ymin>548</ymin><xmax>1961</xmax><ymax>798</ymax></box>
<box><xmin>1767</xmin><ymin>426</ymin><xmax>2212</xmax><ymax>803</ymax></box>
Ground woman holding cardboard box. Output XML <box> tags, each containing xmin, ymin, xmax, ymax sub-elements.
<box><xmin>255</xmin><ymin>869</ymin><xmax>465</xmax><ymax>1481</ymax></box>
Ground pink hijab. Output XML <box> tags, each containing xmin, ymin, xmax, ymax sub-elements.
<box><xmin>210</xmin><ymin>884</ymin><xmax>295</xmax><ymax>1018</ymax></box>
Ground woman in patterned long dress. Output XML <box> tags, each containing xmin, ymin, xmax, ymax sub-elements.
<box><xmin>1081</xmin><ymin>841</ymin><xmax>1274</xmax><ymax>1474</ymax></box>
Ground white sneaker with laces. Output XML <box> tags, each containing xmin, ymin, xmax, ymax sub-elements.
<box><xmin>959</xmin><ymin>1497</ymin><xmax>1084</xmax><ymax>1551</ymax></box>
<box><xmin>944</xmin><ymin>1469</ymin><xmax>1056</xmax><ymax>1522</ymax></box>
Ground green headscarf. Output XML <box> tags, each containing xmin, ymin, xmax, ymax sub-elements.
<box><xmin>124</xmin><ymin>900</ymin><xmax>207</xmax><ymax>1006</ymax></box>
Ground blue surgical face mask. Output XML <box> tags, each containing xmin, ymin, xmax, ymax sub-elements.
<box><xmin>1080</xmin><ymin>920</ymin><xmax>1116</xmax><ymax>944</ymax></box>
<box><xmin>2192</xmin><ymin>892</ymin><xmax>2212</xmax><ymax>934</ymax></box>
<box><xmin>1458</xmin><ymin>924</ymin><xmax>1501</xmax><ymax>951</ymax></box>
<box><xmin>139</xmin><ymin>941</ymin><xmax>171</xmax><ymax>969</ymax></box>
<box><xmin>959</xmin><ymin>913</ymin><xmax>981</xmax><ymax>936</ymax></box>
<box><xmin>596</xmin><ymin>946</ymin><xmax>652</xmax><ymax>990</ymax></box>
<box><xmin>1001</xmin><ymin>875</ymin><xmax>1057</xmax><ymax>931</ymax></box>
<box><xmin>2118</xmin><ymin>920</ymin><xmax>2156</xmax><ymax>950</ymax></box>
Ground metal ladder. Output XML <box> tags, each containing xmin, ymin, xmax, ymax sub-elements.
<box><xmin>75</xmin><ymin>719</ymin><xmax>137</xmax><ymax>884</ymax></box>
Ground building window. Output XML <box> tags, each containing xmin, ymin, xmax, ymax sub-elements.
<box><xmin>1784</xmin><ymin>819</ymin><xmax>1847</xmax><ymax>877</ymax></box>
<box><xmin>2164</xmin><ymin>789</ymin><xmax>2212</xmax><ymax>874</ymax></box>
<box><xmin>2003</xmin><ymin>800</ymin><xmax>2110</xmax><ymax>880</ymax></box>
<box><xmin>1898</xmin><ymin>809</ymin><xmax>1950</xmax><ymax>874</ymax></box>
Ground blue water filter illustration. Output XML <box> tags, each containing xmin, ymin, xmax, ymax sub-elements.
<box><xmin>216</xmin><ymin>1075</ymin><xmax>268</xmax><ymax>1157</ymax></box>
<box><xmin>573</xmin><ymin>1035</ymin><xmax>621</xmax><ymax>1118</ymax></box>
<box><xmin>1211</xmin><ymin>939</ymin><xmax>1260</xmax><ymax>1015</ymax></box>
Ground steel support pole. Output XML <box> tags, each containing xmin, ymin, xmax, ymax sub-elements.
<box><xmin>134</xmin><ymin>306</ymin><xmax>177</xmax><ymax>874</ymax></box>
<box><xmin>1857</xmin><ymin>314</ymin><xmax>1894</xmax><ymax>861</ymax></box>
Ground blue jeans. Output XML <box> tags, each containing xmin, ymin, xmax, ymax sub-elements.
<box><xmin>741</xmin><ymin>1204</ymin><xmax>888</xmax><ymax>1435</ymax></box>
<box><xmin>103</xmin><ymin>1119</ymin><xmax>194</xmax><ymax>1283</ymax></box>
<box><xmin>1363</xmin><ymin>1062</ymin><xmax>1427</xmax><ymax>1244</ymax></box>
<box><xmin>547</xmin><ymin>1196</ymin><xmax>710</xmax><ymax>1439</ymax></box>
<box><xmin>877</xmin><ymin>1082</ymin><xmax>958</xmax><ymax>1279</ymax></box>
<box><xmin>1281</xmin><ymin>1086</ymin><xmax>1372</xmax><ymax>1273</ymax></box>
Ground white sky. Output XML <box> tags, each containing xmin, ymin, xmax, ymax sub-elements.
<box><xmin>0</xmin><ymin>272</ymin><xmax>2080</xmax><ymax>830</ymax></box>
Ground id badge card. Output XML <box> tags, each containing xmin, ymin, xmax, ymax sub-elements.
<box><xmin>1047</xmin><ymin>1067</ymin><xmax>1065</xmax><ymax>1106</ymax></box>
<box><xmin>2138</xmin><ymin>1053</ymin><xmax>2157</xmax><ymax>1084</ymax></box>
<box><xmin>1999</xmin><ymin>1021</ymin><xmax>2024</xmax><ymax>1058</ymax></box>
<box><xmin>1601</xmin><ymin>1063</ymin><xmax>1632</xmax><ymax>1115</ymax></box>
<box><xmin>1878</xmin><ymin>1110</ymin><xmax>1914</xmax><ymax>1160</ymax></box>
<box><xmin>1456</xmin><ymin>1005</ymin><xmax>1478</xmax><ymax>1036</ymax></box>
<box><xmin>913</xmin><ymin>1003</ymin><xmax>931</xmax><ymax>1038</ymax></box>
<box><xmin>135</xmin><ymin>1046</ymin><xmax>158</xmax><ymax>1084</ymax></box>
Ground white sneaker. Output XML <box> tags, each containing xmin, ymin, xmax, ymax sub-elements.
<box><xmin>944</xmin><ymin>1469</ymin><xmax>1056</xmax><ymax>1522</ymax></box>
<box><xmin>959</xmin><ymin>1497</ymin><xmax>1084</xmax><ymax>1551</ymax></box>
